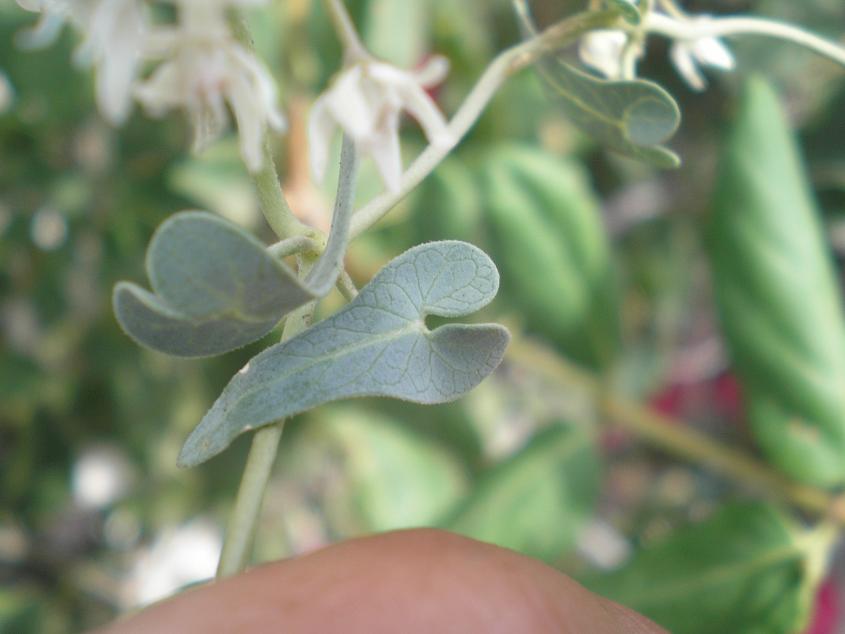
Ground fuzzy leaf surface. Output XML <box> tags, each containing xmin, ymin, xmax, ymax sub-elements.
<box><xmin>179</xmin><ymin>241</ymin><xmax>510</xmax><ymax>467</ymax></box>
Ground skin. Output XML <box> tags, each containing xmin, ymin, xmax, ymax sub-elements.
<box><xmin>101</xmin><ymin>528</ymin><xmax>666</xmax><ymax>634</ymax></box>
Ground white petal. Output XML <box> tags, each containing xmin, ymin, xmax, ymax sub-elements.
<box><xmin>413</xmin><ymin>55</ymin><xmax>449</xmax><ymax>88</ymax></box>
<box><xmin>227</xmin><ymin>72</ymin><xmax>265</xmax><ymax>172</ymax></box>
<box><xmin>229</xmin><ymin>45</ymin><xmax>286</xmax><ymax>132</ymax></box>
<box><xmin>16</xmin><ymin>11</ymin><xmax>65</xmax><ymax>49</ymax></box>
<box><xmin>134</xmin><ymin>59</ymin><xmax>184</xmax><ymax>116</ymax></box>
<box><xmin>396</xmin><ymin>78</ymin><xmax>451</xmax><ymax>148</ymax></box>
<box><xmin>670</xmin><ymin>42</ymin><xmax>706</xmax><ymax>91</ymax></box>
<box><xmin>691</xmin><ymin>36</ymin><xmax>735</xmax><ymax>71</ymax></box>
<box><xmin>308</xmin><ymin>96</ymin><xmax>336</xmax><ymax>184</ymax></box>
<box><xmin>578</xmin><ymin>30</ymin><xmax>627</xmax><ymax>79</ymax></box>
<box><xmin>367</xmin><ymin>114</ymin><xmax>402</xmax><ymax>193</ymax></box>
<box><xmin>324</xmin><ymin>66</ymin><xmax>377</xmax><ymax>141</ymax></box>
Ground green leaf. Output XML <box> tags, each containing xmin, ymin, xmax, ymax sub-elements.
<box><xmin>178</xmin><ymin>241</ymin><xmax>510</xmax><ymax>467</ymax></box>
<box><xmin>282</xmin><ymin>406</ymin><xmax>468</xmax><ymax>533</ymax></box>
<box><xmin>444</xmin><ymin>424</ymin><xmax>601</xmax><ymax>563</ymax></box>
<box><xmin>114</xmin><ymin>138</ymin><xmax>358</xmax><ymax>358</ymax></box>
<box><xmin>481</xmin><ymin>144</ymin><xmax>620</xmax><ymax>368</ymax></box>
<box><xmin>709</xmin><ymin>78</ymin><xmax>845</xmax><ymax>486</ymax></box>
<box><xmin>585</xmin><ymin>503</ymin><xmax>825</xmax><ymax>634</ymax></box>
<box><xmin>516</xmin><ymin>6</ymin><xmax>680</xmax><ymax>167</ymax></box>
<box><xmin>604</xmin><ymin>0</ymin><xmax>641</xmax><ymax>25</ymax></box>
<box><xmin>112</xmin><ymin>211</ymin><xmax>314</xmax><ymax>357</ymax></box>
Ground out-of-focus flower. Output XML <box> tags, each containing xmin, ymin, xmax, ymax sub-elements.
<box><xmin>0</xmin><ymin>70</ymin><xmax>14</xmax><ymax>114</ymax></box>
<box><xmin>135</xmin><ymin>0</ymin><xmax>285</xmax><ymax>172</ymax></box>
<box><xmin>668</xmin><ymin>24</ymin><xmax>735</xmax><ymax>91</ymax></box>
<box><xmin>578</xmin><ymin>29</ymin><xmax>629</xmax><ymax>79</ymax></box>
<box><xmin>309</xmin><ymin>55</ymin><xmax>451</xmax><ymax>192</ymax></box>
<box><xmin>17</xmin><ymin>0</ymin><xmax>148</xmax><ymax>123</ymax></box>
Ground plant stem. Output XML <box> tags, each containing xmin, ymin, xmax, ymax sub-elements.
<box><xmin>644</xmin><ymin>13</ymin><xmax>845</xmax><ymax>68</ymax></box>
<box><xmin>324</xmin><ymin>0</ymin><xmax>369</xmax><ymax>62</ymax></box>
<box><xmin>507</xmin><ymin>336</ymin><xmax>845</xmax><ymax>525</ymax></box>
<box><xmin>349</xmin><ymin>10</ymin><xmax>618</xmax><ymax>237</ymax></box>
<box><xmin>216</xmin><ymin>303</ymin><xmax>313</xmax><ymax>578</ymax></box>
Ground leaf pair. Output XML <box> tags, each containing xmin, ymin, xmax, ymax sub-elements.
<box><xmin>113</xmin><ymin>138</ymin><xmax>359</xmax><ymax>358</ymax></box>
<box><xmin>178</xmin><ymin>240</ymin><xmax>510</xmax><ymax>466</ymax></box>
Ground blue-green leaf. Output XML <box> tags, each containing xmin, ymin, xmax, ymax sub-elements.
<box><xmin>113</xmin><ymin>212</ymin><xmax>314</xmax><ymax>357</ymax></box>
<box><xmin>516</xmin><ymin>3</ymin><xmax>680</xmax><ymax>167</ymax></box>
<box><xmin>178</xmin><ymin>241</ymin><xmax>510</xmax><ymax>467</ymax></box>
<box><xmin>113</xmin><ymin>137</ymin><xmax>358</xmax><ymax>358</ymax></box>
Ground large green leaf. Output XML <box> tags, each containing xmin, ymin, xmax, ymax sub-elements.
<box><xmin>444</xmin><ymin>424</ymin><xmax>600</xmax><ymax>563</ymax></box>
<box><xmin>178</xmin><ymin>241</ymin><xmax>510</xmax><ymax>467</ymax></box>
<box><xmin>585</xmin><ymin>503</ymin><xmax>827</xmax><ymax>634</ymax></box>
<box><xmin>482</xmin><ymin>145</ymin><xmax>620</xmax><ymax>368</ymax></box>
<box><xmin>113</xmin><ymin>138</ymin><xmax>358</xmax><ymax>358</ymax></box>
<box><xmin>516</xmin><ymin>3</ymin><xmax>680</xmax><ymax>167</ymax></box>
<box><xmin>709</xmin><ymin>78</ymin><xmax>845</xmax><ymax>486</ymax></box>
<box><xmin>282</xmin><ymin>407</ymin><xmax>468</xmax><ymax>533</ymax></box>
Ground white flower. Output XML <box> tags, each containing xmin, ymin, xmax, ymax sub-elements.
<box><xmin>134</xmin><ymin>0</ymin><xmax>285</xmax><ymax>172</ymax></box>
<box><xmin>16</xmin><ymin>0</ymin><xmax>147</xmax><ymax>124</ymax></box>
<box><xmin>669</xmin><ymin>28</ymin><xmax>735</xmax><ymax>91</ymax></box>
<box><xmin>309</xmin><ymin>55</ymin><xmax>451</xmax><ymax>193</ymax></box>
<box><xmin>578</xmin><ymin>29</ymin><xmax>629</xmax><ymax>80</ymax></box>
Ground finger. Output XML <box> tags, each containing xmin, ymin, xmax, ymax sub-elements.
<box><xmin>102</xmin><ymin>528</ymin><xmax>666</xmax><ymax>634</ymax></box>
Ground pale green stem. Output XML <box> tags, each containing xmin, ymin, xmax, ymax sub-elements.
<box><xmin>336</xmin><ymin>269</ymin><xmax>359</xmax><ymax>301</ymax></box>
<box><xmin>325</xmin><ymin>0</ymin><xmax>369</xmax><ymax>62</ymax></box>
<box><xmin>644</xmin><ymin>12</ymin><xmax>845</xmax><ymax>68</ymax></box>
<box><xmin>350</xmin><ymin>10</ymin><xmax>618</xmax><ymax>237</ymax></box>
<box><xmin>216</xmin><ymin>303</ymin><xmax>313</xmax><ymax>578</ymax></box>
<box><xmin>268</xmin><ymin>235</ymin><xmax>320</xmax><ymax>258</ymax></box>
<box><xmin>507</xmin><ymin>336</ymin><xmax>845</xmax><ymax>526</ymax></box>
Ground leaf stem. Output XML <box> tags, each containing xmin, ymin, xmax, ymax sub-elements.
<box><xmin>507</xmin><ymin>337</ymin><xmax>845</xmax><ymax>525</ymax></box>
<box><xmin>324</xmin><ymin>0</ymin><xmax>369</xmax><ymax>62</ymax></box>
<box><xmin>216</xmin><ymin>302</ymin><xmax>313</xmax><ymax>578</ymax></box>
<box><xmin>644</xmin><ymin>12</ymin><xmax>845</xmax><ymax>68</ymax></box>
<box><xmin>349</xmin><ymin>9</ymin><xmax>618</xmax><ymax>237</ymax></box>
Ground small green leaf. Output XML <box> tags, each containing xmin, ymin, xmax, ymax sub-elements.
<box><xmin>604</xmin><ymin>0</ymin><xmax>640</xmax><ymax>25</ymax></box>
<box><xmin>113</xmin><ymin>212</ymin><xmax>314</xmax><ymax>357</ymax></box>
<box><xmin>516</xmin><ymin>6</ymin><xmax>680</xmax><ymax>167</ymax></box>
<box><xmin>114</xmin><ymin>138</ymin><xmax>358</xmax><ymax>358</ymax></box>
<box><xmin>541</xmin><ymin>62</ymin><xmax>680</xmax><ymax>167</ymax></box>
<box><xmin>444</xmin><ymin>424</ymin><xmax>600</xmax><ymax>563</ymax></box>
<box><xmin>585</xmin><ymin>503</ymin><xmax>824</xmax><ymax>634</ymax></box>
<box><xmin>709</xmin><ymin>78</ymin><xmax>845</xmax><ymax>486</ymax></box>
<box><xmin>178</xmin><ymin>241</ymin><xmax>510</xmax><ymax>467</ymax></box>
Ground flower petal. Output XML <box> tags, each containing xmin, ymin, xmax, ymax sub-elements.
<box><xmin>367</xmin><ymin>115</ymin><xmax>402</xmax><ymax>192</ymax></box>
<box><xmin>670</xmin><ymin>41</ymin><xmax>706</xmax><ymax>91</ymax></box>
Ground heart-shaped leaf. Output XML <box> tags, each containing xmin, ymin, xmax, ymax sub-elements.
<box><xmin>516</xmin><ymin>3</ymin><xmax>681</xmax><ymax>167</ymax></box>
<box><xmin>113</xmin><ymin>138</ymin><xmax>358</xmax><ymax>357</ymax></box>
<box><xmin>178</xmin><ymin>241</ymin><xmax>510</xmax><ymax>467</ymax></box>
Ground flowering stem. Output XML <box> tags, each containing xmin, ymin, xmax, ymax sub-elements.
<box><xmin>350</xmin><ymin>10</ymin><xmax>618</xmax><ymax>237</ymax></box>
<box><xmin>507</xmin><ymin>337</ymin><xmax>845</xmax><ymax>525</ymax></box>
<box><xmin>644</xmin><ymin>13</ymin><xmax>845</xmax><ymax>68</ymax></box>
<box><xmin>325</xmin><ymin>0</ymin><xmax>369</xmax><ymax>62</ymax></box>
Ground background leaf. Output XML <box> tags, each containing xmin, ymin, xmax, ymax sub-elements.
<box><xmin>585</xmin><ymin>503</ymin><xmax>823</xmax><ymax>634</ymax></box>
<box><xmin>444</xmin><ymin>423</ymin><xmax>600</xmax><ymax>563</ymax></box>
<box><xmin>482</xmin><ymin>144</ymin><xmax>620</xmax><ymax>368</ymax></box>
<box><xmin>708</xmin><ymin>78</ymin><xmax>845</xmax><ymax>486</ymax></box>
<box><xmin>178</xmin><ymin>241</ymin><xmax>510</xmax><ymax>467</ymax></box>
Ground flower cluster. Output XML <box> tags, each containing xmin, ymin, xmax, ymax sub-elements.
<box><xmin>578</xmin><ymin>3</ymin><xmax>735</xmax><ymax>91</ymax></box>
<box><xmin>15</xmin><ymin>0</ymin><xmax>284</xmax><ymax>172</ymax></box>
